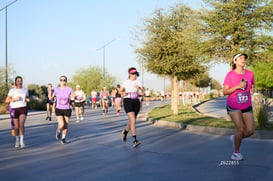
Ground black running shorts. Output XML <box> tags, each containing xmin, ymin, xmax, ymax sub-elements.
<box><xmin>74</xmin><ymin>102</ymin><xmax>84</xmax><ymax>107</ymax></box>
<box><xmin>123</xmin><ymin>98</ymin><xmax>140</xmax><ymax>115</ymax></box>
<box><xmin>55</xmin><ymin>108</ymin><xmax>72</xmax><ymax>117</ymax></box>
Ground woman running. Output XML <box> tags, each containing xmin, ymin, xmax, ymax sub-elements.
<box><xmin>74</xmin><ymin>85</ymin><xmax>86</xmax><ymax>122</ymax></box>
<box><xmin>91</xmin><ymin>89</ymin><xmax>97</xmax><ymax>109</ymax></box>
<box><xmin>223</xmin><ymin>53</ymin><xmax>255</xmax><ymax>161</ymax></box>
<box><xmin>144</xmin><ymin>88</ymin><xmax>151</xmax><ymax>106</ymax></box>
<box><xmin>5</xmin><ymin>76</ymin><xmax>30</xmax><ymax>148</ymax></box>
<box><xmin>46</xmin><ymin>83</ymin><xmax>54</xmax><ymax>121</ymax></box>
<box><xmin>120</xmin><ymin>67</ymin><xmax>144</xmax><ymax>147</ymax></box>
<box><xmin>114</xmin><ymin>84</ymin><xmax>122</xmax><ymax>115</ymax></box>
<box><xmin>100</xmin><ymin>87</ymin><xmax>110</xmax><ymax>114</ymax></box>
<box><xmin>9</xmin><ymin>105</ymin><xmax>15</xmax><ymax>136</ymax></box>
<box><xmin>8</xmin><ymin>82</ymin><xmax>16</xmax><ymax>136</ymax></box>
<box><xmin>51</xmin><ymin>76</ymin><xmax>74</xmax><ymax>144</ymax></box>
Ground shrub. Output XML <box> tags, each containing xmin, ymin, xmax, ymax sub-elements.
<box><xmin>0</xmin><ymin>103</ymin><xmax>9</xmax><ymax>114</ymax></box>
<box><xmin>252</xmin><ymin>93</ymin><xmax>268</xmax><ymax>129</ymax></box>
<box><xmin>27</xmin><ymin>98</ymin><xmax>46</xmax><ymax>110</ymax></box>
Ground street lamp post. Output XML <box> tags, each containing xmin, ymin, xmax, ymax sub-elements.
<box><xmin>0</xmin><ymin>0</ymin><xmax>18</xmax><ymax>90</ymax></box>
<box><xmin>97</xmin><ymin>38</ymin><xmax>119</xmax><ymax>78</ymax></box>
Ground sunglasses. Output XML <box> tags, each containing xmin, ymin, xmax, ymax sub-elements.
<box><xmin>60</xmin><ymin>79</ymin><xmax>67</xmax><ymax>82</ymax></box>
<box><xmin>131</xmin><ymin>73</ymin><xmax>137</xmax><ymax>75</ymax></box>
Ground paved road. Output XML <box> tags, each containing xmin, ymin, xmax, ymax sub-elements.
<box><xmin>0</xmin><ymin>101</ymin><xmax>273</xmax><ymax>181</ymax></box>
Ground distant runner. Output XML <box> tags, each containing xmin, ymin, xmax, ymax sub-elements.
<box><xmin>100</xmin><ymin>87</ymin><xmax>110</xmax><ymax>115</ymax></box>
<box><xmin>74</xmin><ymin>85</ymin><xmax>86</xmax><ymax>122</ymax></box>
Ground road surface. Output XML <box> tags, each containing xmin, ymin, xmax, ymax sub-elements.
<box><xmin>0</xmin><ymin>100</ymin><xmax>272</xmax><ymax>181</ymax></box>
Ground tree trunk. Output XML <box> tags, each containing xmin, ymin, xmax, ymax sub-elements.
<box><xmin>172</xmin><ymin>76</ymin><xmax>179</xmax><ymax>115</ymax></box>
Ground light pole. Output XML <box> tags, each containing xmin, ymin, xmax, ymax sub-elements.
<box><xmin>0</xmin><ymin>0</ymin><xmax>18</xmax><ymax>90</ymax></box>
<box><xmin>141</xmin><ymin>59</ymin><xmax>144</xmax><ymax>87</ymax></box>
<box><xmin>96</xmin><ymin>38</ymin><xmax>119</xmax><ymax>78</ymax></box>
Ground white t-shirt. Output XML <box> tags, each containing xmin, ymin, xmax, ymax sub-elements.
<box><xmin>8</xmin><ymin>88</ymin><xmax>29</xmax><ymax>108</ymax></box>
<box><xmin>91</xmin><ymin>91</ymin><xmax>97</xmax><ymax>98</ymax></box>
<box><xmin>145</xmin><ymin>90</ymin><xmax>150</xmax><ymax>96</ymax></box>
<box><xmin>75</xmin><ymin>90</ymin><xmax>86</xmax><ymax>103</ymax></box>
<box><xmin>122</xmin><ymin>79</ymin><xmax>142</xmax><ymax>98</ymax></box>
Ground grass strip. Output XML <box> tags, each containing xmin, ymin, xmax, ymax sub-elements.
<box><xmin>148</xmin><ymin>104</ymin><xmax>234</xmax><ymax>128</ymax></box>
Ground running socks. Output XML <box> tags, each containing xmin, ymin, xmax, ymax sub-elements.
<box><xmin>132</xmin><ymin>135</ymin><xmax>137</xmax><ymax>142</ymax></box>
<box><xmin>15</xmin><ymin>135</ymin><xmax>24</xmax><ymax>143</ymax></box>
<box><xmin>132</xmin><ymin>135</ymin><xmax>141</xmax><ymax>147</ymax></box>
<box><xmin>16</xmin><ymin>136</ymin><xmax>20</xmax><ymax>142</ymax></box>
<box><xmin>20</xmin><ymin>135</ymin><xmax>24</xmax><ymax>143</ymax></box>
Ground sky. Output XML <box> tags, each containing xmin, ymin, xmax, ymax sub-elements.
<box><xmin>0</xmin><ymin>0</ymin><xmax>229</xmax><ymax>91</ymax></box>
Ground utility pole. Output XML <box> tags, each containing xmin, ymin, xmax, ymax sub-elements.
<box><xmin>0</xmin><ymin>0</ymin><xmax>18</xmax><ymax>89</ymax></box>
<box><xmin>96</xmin><ymin>38</ymin><xmax>119</xmax><ymax>79</ymax></box>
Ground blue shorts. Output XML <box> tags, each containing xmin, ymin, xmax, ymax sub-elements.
<box><xmin>226</xmin><ymin>105</ymin><xmax>253</xmax><ymax>114</ymax></box>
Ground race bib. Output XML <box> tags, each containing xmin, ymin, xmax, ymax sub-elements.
<box><xmin>128</xmin><ymin>92</ymin><xmax>139</xmax><ymax>99</ymax></box>
<box><xmin>236</xmin><ymin>92</ymin><xmax>249</xmax><ymax>104</ymax></box>
<box><xmin>103</xmin><ymin>96</ymin><xmax>108</xmax><ymax>100</ymax></box>
<box><xmin>59</xmin><ymin>98</ymin><xmax>69</xmax><ymax>105</ymax></box>
<box><xmin>77</xmin><ymin>96</ymin><xmax>83</xmax><ymax>100</ymax></box>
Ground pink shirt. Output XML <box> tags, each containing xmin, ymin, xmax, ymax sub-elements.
<box><xmin>223</xmin><ymin>69</ymin><xmax>254</xmax><ymax>110</ymax></box>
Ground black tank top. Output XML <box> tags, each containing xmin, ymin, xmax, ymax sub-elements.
<box><xmin>115</xmin><ymin>88</ymin><xmax>121</xmax><ymax>98</ymax></box>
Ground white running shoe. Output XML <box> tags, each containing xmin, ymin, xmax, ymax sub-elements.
<box><xmin>231</xmin><ymin>152</ymin><xmax>244</xmax><ymax>161</ymax></box>
<box><xmin>80</xmin><ymin>116</ymin><xmax>84</xmax><ymax>121</ymax></box>
<box><xmin>230</xmin><ymin>135</ymin><xmax>235</xmax><ymax>150</ymax></box>
<box><xmin>20</xmin><ymin>142</ymin><xmax>26</xmax><ymax>148</ymax></box>
<box><xmin>15</xmin><ymin>141</ymin><xmax>20</xmax><ymax>148</ymax></box>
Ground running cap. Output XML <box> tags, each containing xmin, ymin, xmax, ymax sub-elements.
<box><xmin>128</xmin><ymin>67</ymin><xmax>139</xmax><ymax>76</ymax></box>
<box><xmin>76</xmin><ymin>85</ymin><xmax>80</xmax><ymax>88</ymax></box>
<box><xmin>233</xmin><ymin>53</ymin><xmax>248</xmax><ymax>61</ymax></box>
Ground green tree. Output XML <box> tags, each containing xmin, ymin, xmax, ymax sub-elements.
<box><xmin>190</xmin><ymin>72</ymin><xmax>211</xmax><ymax>89</ymax></box>
<box><xmin>202</xmin><ymin>0</ymin><xmax>273</xmax><ymax>64</ymax></box>
<box><xmin>0</xmin><ymin>65</ymin><xmax>16</xmax><ymax>104</ymax></box>
<box><xmin>27</xmin><ymin>84</ymin><xmax>46</xmax><ymax>110</ymax></box>
<box><xmin>135</xmin><ymin>5</ymin><xmax>207</xmax><ymax>115</ymax></box>
<box><xmin>69</xmin><ymin>66</ymin><xmax>116</xmax><ymax>95</ymax></box>
<box><xmin>28</xmin><ymin>84</ymin><xmax>45</xmax><ymax>100</ymax></box>
<box><xmin>249</xmin><ymin>43</ymin><xmax>273</xmax><ymax>97</ymax></box>
<box><xmin>211</xmin><ymin>78</ymin><xmax>222</xmax><ymax>91</ymax></box>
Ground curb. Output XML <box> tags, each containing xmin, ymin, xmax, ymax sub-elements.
<box><xmin>138</xmin><ymin>111</ymin><xmax>273</xmax><ymax>140</ymax></box>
